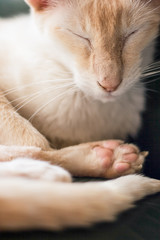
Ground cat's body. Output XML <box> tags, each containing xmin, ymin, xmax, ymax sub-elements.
<box><xmin>0</xmin><ymin>0</ymin><xmax>160</xmax><ymax>231</ymax></box>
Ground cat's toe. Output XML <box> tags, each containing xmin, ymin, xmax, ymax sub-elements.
<box><xmin>93</xmin><ymin>140</ymin><xmax>123</xmax><ymax>168</ymax></box>
<box><xmin>111</xmin><ymin>144</ymin><xmax>147</xmax><ymax>177</ymax></box>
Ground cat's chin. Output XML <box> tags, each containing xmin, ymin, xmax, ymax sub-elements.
<box><xmin>98</xmin><ymin>96</ymin><xmax>117</xmax><ymax>103</ymax></box>
<box><xmin>81</xmin><ymin>91</ymin><xmax>119</xmax><ymax>103</ymax></box>
<box><xmin>93</xmin><ymin>94</ymin><xmax>118</xmax><ymax>103</ymax></box>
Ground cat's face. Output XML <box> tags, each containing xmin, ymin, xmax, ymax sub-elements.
<box><xmin>26</xmin><ymin>0</ymin><xmax>160</xmax><ymax>102</ymax></box>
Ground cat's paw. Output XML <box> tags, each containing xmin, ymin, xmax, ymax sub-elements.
<box><xmin>93</xmin><ymin>140</ymin><xmax>147</xmax><ymax>178</ymax></box>
<box><xmin>0</xmin><ymin>158</ymin><xmax>72</xmax><ymax>183</ymax></box>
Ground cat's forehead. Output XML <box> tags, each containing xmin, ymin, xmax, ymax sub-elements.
<box><xmin>73</xmin><ymin>0</ymin><xmax>159</xmax><ymax>35</ymax></box>
<box><xmin>81</xmin><ymin>1</ymin><xmax>123</xmax><ymax>33</ymax></box>
<box><xmin>72</xmin><ymin>0</ymin><xmax>131</xmax><ymax>45</ymax></box>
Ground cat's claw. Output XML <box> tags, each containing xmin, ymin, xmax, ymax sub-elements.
<box><xmin>93</xmin><ymin>140</ymin><xmax>146</xmax><ymax>178</ymax></box>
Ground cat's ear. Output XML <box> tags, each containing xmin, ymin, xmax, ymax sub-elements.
<box><xmin>24</xmin><ymin>0</ymin><xmax>50</xmax><ymax>11</ymax></box>
<box><xmin>24</xmin><ymin>0</ymin><xmax>60</xmax><ymax>11</ymax></box>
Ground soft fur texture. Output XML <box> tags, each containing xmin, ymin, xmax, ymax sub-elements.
<box><xmin>0</xmin><ymin>0</ymin><xmax>160</xmax><ymax>231</ymax></box>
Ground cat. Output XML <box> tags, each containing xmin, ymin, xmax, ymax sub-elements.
<box><xmin>0</xmin><ymin>0</ymin><xmax>160</xmax><ymax>231</ymax></box>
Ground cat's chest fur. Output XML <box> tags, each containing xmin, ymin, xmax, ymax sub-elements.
<box><xmin>16</xmin><ymin>79</ymin><xmax>144</xmax><ymax>147</ymax></box>
<box><xmin>34</xmin><ymin>89</ymin><xmax>144</xmax><ymax>147</ymax></box>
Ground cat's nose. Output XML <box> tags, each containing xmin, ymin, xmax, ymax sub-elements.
<box><xmin>98</xmin><ymin>78</ymin><xmax>121</xmax><ymax>92</ymax></box>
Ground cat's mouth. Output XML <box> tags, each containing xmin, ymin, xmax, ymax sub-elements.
<box><xmin>92</xmin><ymin>91</ymin><xmax>119</xmax><ymax>103</ymax></box>
<box><xmin>74</xmin><ymin>76</ymin><xmax>120</xmax><ymax>103</ymax></box>
<box><xmin>104</xmin><ymin>94</ymin><xmax>116</xmax><ymax>101</ymax></box>
<box><xmin>79</xmin><ymin>86</ymin><xmax>119</xmax><ymax>103</ymax></box>
<box><xmin>101</xmin><ymin>94</ymin><xmax>117</xmax><ymax>103</ymax></box>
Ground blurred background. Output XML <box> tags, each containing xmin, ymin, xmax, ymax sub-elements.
<box><xmin>0</xmin><ymin>0</ymin><xmax>29</xmax><ymax>17</ymax></box>
<box><xmin>0</xmin><ymin>0</ymin><xmax>160</xmax><ymax>180</ymax></box>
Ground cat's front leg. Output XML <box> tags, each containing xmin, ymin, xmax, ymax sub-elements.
<box><xmin>54</xmin><ymin>140</ymin><xmax>146</xmax><ymax>178</ymax></box>
<box><xmin>0</xmin><ymin>140</ymin><xmax>145</xmax><ymax>179</ymax></box>
<box><xmin>0</xmin><ymin>91</ymin><xmax>50</xmax><ymax>150</ymax></box>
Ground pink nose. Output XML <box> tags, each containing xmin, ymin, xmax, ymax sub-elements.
<box><xmin>98</xmin><ymin>79</ymin><xmax>121</xmax><ymax>92</ymax></box>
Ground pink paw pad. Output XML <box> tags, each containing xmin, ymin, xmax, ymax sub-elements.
<box><xmin>115</xmin><ymin>163</ymin><xmax>130</xmax><ymax>173</ymax></box>
<box><xmin>93</xmin><ymin>140</ymin><xmax>124</xmax><ymax>169</ymax></box>
<box><xmin>123</xmin><ymin>153</ymin><xmax>138</xmax><ymax>163</ymax></box>
<box><xmin>94</xmin><ymin>147</ymin><xmax>113</xmax><ymax>168</ymax></box>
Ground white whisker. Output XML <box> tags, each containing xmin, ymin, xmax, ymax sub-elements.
<box><xmin>143</xmin><ymin>78</ymin><xmax>160</xmax><ymax>85</ymax></box>
<box><xmin>14</xmin><ymin>83</ymin><xmax>75</xmax><ymax>113</ymax></box>
<box><xmin>2</xmin><ymin>78</ymin><xmax>73</xmax><ymax>97</ymax></box>
<box><xmin>145</xmin><ymin>88</ymin><xmax>160</xmax><ymax>94</ymax></box>
<box><xmin>4</xmin><ymin>83</ymin><xmax>75</xmax><ymax>108</ymax></box>
<box><xmin>28</xmin><ymin>87</ymin><xmax>76</xmax><ymax>122</ymax></box>
<box><xmin>0</xmin><ymin>83</ymin><xmax>76</xmax><ymax>132</ymax></box>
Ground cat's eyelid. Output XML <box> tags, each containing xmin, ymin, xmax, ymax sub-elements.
<box><xmin>126</xmin><ymin>29</ymin><xmax>139</xmax><ymax>39</ymax></box>
<box><xmin>67</xmin><ymin>29</ymin><xmax>92</xmax><ymax>48</ymax></box>
<box><xmin>67</xmin><ymin>29</ymin><xmax>88</xmax><ymax>39</ymax></box>
<box><xmin>125</xmin><ymin>22</ymin><xmax>149</xmax><ymax>40</ymax></box>
<box><xmin>56</xmin><ymin>27</ymin><xmax>92</xmax><ymax>47</ymax></box>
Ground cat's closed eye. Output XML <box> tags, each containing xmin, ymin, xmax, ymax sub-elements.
<box><xmin>124</xmin><ymin>30</ymin><xmax>138</xmax><ymax>43</ymax></box>
<box><xmin>67</xmin><ymin>29</ymin><xmax>92</xmax><ymax>48</ymax></box>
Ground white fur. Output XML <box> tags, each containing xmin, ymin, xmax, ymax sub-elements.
<box><xmin>0</xmin><ymin>158</ymin><xmax>72</xmax><ymax>182</ymax></box>
<box><xmin>0</xmin><ymin>174</ymin><xmax>159</xmax><ymax>230</ymax></box>
<box><xmin>0</xmin><ymin>15</ymin><xmax>153</xmax><ymax>145</ymax></box>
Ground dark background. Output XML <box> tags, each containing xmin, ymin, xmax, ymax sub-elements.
<box><xmin>137</xmin><ymin>36</ymin><xmax>160</xmax><ymax>179</ymax></box>
<box><xmin>0</xmin><ymin>1</ymin><xmax>160</xmax><ymax>240</ymax></box>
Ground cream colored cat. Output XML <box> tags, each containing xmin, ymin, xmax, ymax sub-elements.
<box><xmin>0</xmin><ymin>0</ymin><xmax>160</xmax><ymax>231</ymax></box>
